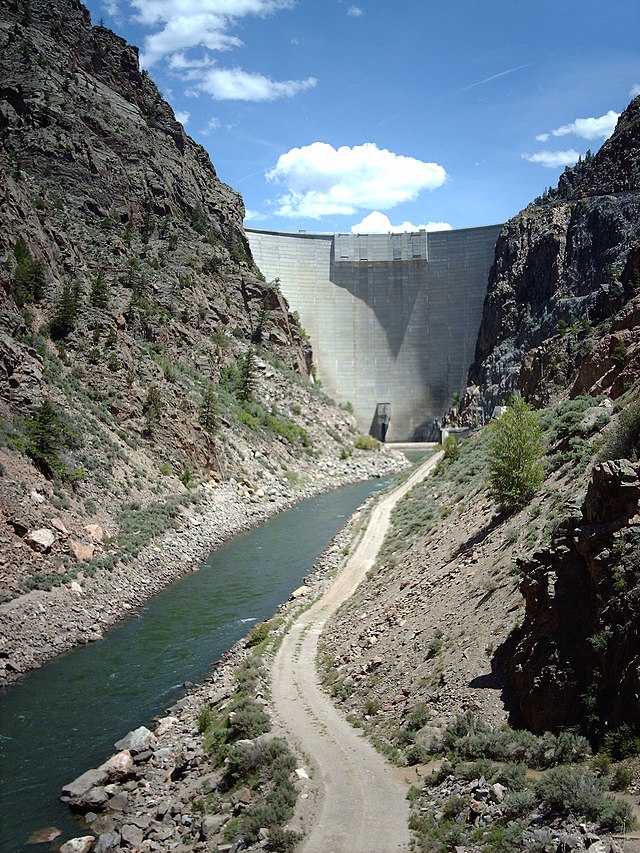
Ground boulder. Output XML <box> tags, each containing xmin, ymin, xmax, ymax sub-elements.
<box><xmin>61</xmin><ymin>768</ymin><xmax>108</xmax><ymax>799</ymax></box>
<box><xmin>59</xmin><ymin>836</ymin><xmax>95</xmax><ymax>853</ymax></box>
<box><xmin>155</xmin><ymin>715</ymin><xmax>178</xmax><ymax>737</ymax></box>
<box><xmin>84</xmin><ymin>524</ymin><xmax>105</xmax><ymax>542</ymax></box>
<box><xmin>200</xmin><ymin>815</ymin><xmax>227</xmax><ymax>839</ymax></box>
<box><xmin>120</xmin><ymin>824</ymin><xmax>143</xmax><ymax>847</ymax></box>
<box><xmin>93</xmin><ymin>832</ymin><xmax>120</xmax><ymax>853</ymax></box>
<box><xmin>70</xmin><ymin>540</ymin><xmax>95</xmax><ymax>561</ymax></box>
<box><xmin>25</xmin><ymin>528</ymin><xmax>55</xmax><ymax>552</ymax></box>
<box><xmin>26</xmin><ymin>826</ymin><xmax>61</xmax><ymax>844</ymax></box>
<box><xmin>291</xmin><ymin>585</ymin><xmax>311</xmax><ymax>599</ymax></box>
<box><xmin>114</xmin><ymin>726</ymin><xmax>157</xmax><ymax>754</ymax></box>
<box><xmin>99</xmin><ymin>750</ymin><xmax>133</xmax><ymax>780</ymax></box>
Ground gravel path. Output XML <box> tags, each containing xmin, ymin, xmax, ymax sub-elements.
<box><xmin>271</xmin><ymin>453</ymin><xmax>443</xmax><ymax>853</ymax></box>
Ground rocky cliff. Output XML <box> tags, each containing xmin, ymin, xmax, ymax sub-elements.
<box><xmin>466</xmin><ymin>96</ymin><xmax>640</xmax><ymax>413</ymax></box>
<box><xmin>509</xmin><ymin>458</ymin><xmax>640</xmax><ymax>740</ymax></box>
<box><xmin>0</xmin><ymin>0</ymin><xmax>403</xmax><ymax>637</ymax></box>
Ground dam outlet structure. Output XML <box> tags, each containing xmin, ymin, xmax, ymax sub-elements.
<box><xmin>247</xmin><ymin>225</ymin><xmax>502</xmax><ymax>442</ymax></box>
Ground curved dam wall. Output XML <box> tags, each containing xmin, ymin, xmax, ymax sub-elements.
<box><xmin>246</xmin><ymin>225</ymin><xmax>502</xmax><ymax>442</ymax></box>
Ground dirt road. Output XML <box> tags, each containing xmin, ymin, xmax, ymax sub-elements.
<box><xmin>271</xmin><ymin>453</ymin><xmax>443</xmax><ymax>853</ymax></box>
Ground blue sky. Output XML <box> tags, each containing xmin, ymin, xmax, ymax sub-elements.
<box><xmin>85</xmin><ymin>0</ymin><xmax>639</xmax><ymax>234</ymax></box>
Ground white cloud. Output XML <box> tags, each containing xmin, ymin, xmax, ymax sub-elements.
<box><xmin>631</xmin><ymin>83</ymin><xmax>640</xmax><ymax>98</ymax></box>
<box><xmin>196</xmin><ymin>67</ymin><xmax>317</xmax><ymax>101</ymax></box>
<box><xmin>201</xmin><ymin>116</ymin><xmax>221</xmax><ymax>134</ymax></box>
<box><xmin>347</xmin><ymin>5</ymin><xmax>363</xmax><ymax>16</ymax></box>
<box><xmin>244</xmin><ymin>209</ymin><xmax>269</xmax><ymax>222</ymax></box>
<box><xmin>351</xmin><ymin>212</ymin><xmax>451</xmax><ymax>233</ymax></box>
<box><xmin>130</xmin><ymin>0</ymin><xmax>313</xmax><ymax>104</ymax></box>
<box><xmin>174</xmin><ymin>109</ymin><xmax>190</xmax><ymax>125</ymax></box>
<box><xmin>540</xmin><ymin>110</ymin><xmax>619</xmax><ymax>142</ymax></box>
<box><xmin>552</xmin><ymin>110</ymin><xmax>619</xmax><ymax>140</ymax></box>
<box><xmin>266</xmin><ymin>142</ymin><xmax>447</xmax><ymax>218</ymax></box>
<box><xmin>522</xmin><ymin>149</ymin><xmax>581</xmax><ymax>168</ymax></box>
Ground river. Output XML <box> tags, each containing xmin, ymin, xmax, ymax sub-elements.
<box><xmin>0</xmin><ymin>477</ymin><xmax>390</xmax><ymax>852</ymax></box>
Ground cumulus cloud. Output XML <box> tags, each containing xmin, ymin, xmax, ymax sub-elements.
<box><xmin>266</xmin><ymin>142</ymin><xmax>447</xmax><ymax>218</ymax></box>
<box><xmin>129</xmin><ymin>0</ymin><xmax>314</xmax><ymax>103</ymax></box>
<box><xmin>174</xmin><ymin>109</ymin><xmax>190</xmax><ymax>125</ymax></box>
<box><xmin>347</xmin><ymin>5</ymin><xmax>363</xmax><ymax>16</ymax></box>
<box><xmin>631</xmin><ymin>83</ymin><xmax>640</xmax><ymax>98</ymax></box>
<box><xmin>548</xmin><ymin>110</ymin><xmax>619</xmax><ymax>141</ymax></box>
<box><xmin>351</xmin><ymin>212</ymin><xmax>451</xmax><ymax>233</ymax></box>
<box><xmin>196</xmin><ymin>67</ymin><xmax>317</xmax><ymax>101</ymax></box>
<box><xmin>522</xmin><ymin>149</ymin><xmax>581</xmax><ymax>168</ymax></box>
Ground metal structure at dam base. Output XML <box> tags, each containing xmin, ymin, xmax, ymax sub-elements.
<box><xmin>246</xmin><ymin>225</ymin><xmax>502</xmax><ymax>443</ymax></box>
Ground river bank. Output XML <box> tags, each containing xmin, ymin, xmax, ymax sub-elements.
<box><xmin>9</xmin><ymin>481</ymin><xmax>391</xmax><ymax>853</ymax></box>
<box><xmin>0</xmin><ymin>449</ymin><xmax>407</xmax><ymax>688</ymax></box>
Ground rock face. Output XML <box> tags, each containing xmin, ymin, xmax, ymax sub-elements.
<box><xmin>467</xmin><ymin>96</ymin><xmax>640</xmax><ymax>412</ymax></box>
<box><xmin>508</xmin><ymin>460</ymin><xmax>640</xmax><ymax>739</ymax></box>
<box><xmin>0</xmin><ymin>0</ymin><xmax>407</xmax><ymax>626</ymax></box>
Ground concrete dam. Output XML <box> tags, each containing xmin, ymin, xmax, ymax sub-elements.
<box><xmin>246</xmin><ymin>225</ymin><xmax>502</xmax><ymax>442</ymax></box>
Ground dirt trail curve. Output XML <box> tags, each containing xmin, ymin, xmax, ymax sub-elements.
<box><xmin>271</xmin><ymin>452</ymin><xmax>443</xmax><ymax>853</ymax></box>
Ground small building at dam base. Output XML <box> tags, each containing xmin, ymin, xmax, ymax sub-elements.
<box><xmin>246</xmin><ymin>225</ymin><xmax>502</xmax><ymax>442</ymax></box>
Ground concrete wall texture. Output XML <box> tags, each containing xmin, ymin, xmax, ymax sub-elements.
<box><xmin>246</xmin><ymin>225</ymin><xmax>502</xmax><ymax>442</ymax></box>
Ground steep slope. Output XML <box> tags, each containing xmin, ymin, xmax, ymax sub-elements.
<box><xmin>0</xmin><ymin>0</ymin><xmax>403</xmax><ymax>673</ymax></box>
<box><xmin>465</xmin><ymin>96</ymin><xmax>640</xmax><ymax>413</ymax></box>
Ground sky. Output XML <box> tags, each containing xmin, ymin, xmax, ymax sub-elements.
<box><xmin>84</xmin><ymin>0</ymin><xmax>639</xmax><ymax>234</ymax></box>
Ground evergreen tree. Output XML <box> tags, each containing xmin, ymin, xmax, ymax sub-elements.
<box><xmin>199</xmin><ymin>383</ymin><xmax>219</xmax><ymax>435</ymax></box>
<box><xmin>237</xmin><ymin>348</ymin><xmax>257</xmax><ymax>402</ymax></box>
<box><xmin>90</xmin><ymin>271</ymin><xmax>110</xmax><ymax>309</ymax></box>
<box><xmin>49</xmin><ymin>282</ymin><xmax>79</xmax><ymax>339</ymax></box>
<box><xmin>143</xmin><ymin>386</ymin><xmax>163</xmax><ymax>435</ymax></box>
<box><xmin>12</xmin><ymin>237</ymin><xmax>46</xmax><ymax>305</ymax></box>
<box><xmin>25</xmin><ymin>398</ymin><xmax>67</xmax><ymax>478</ymax></box>
<box><xmin>489</xmin><ymin>395</ymin><xmax>545</xmax><ymax>512</ymax></box>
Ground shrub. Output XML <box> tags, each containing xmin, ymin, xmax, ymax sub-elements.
<box><xmin>610</xmin><ymin>764</ymin><xmax>634</xmax><ymax>791</ymax></box>
<box><xmin>355</xmin><ymin>433</ymin><xmax>379</xmax><ymax>451</ymax></box>
<box><xmin>226</xmin><ymin>699</ymin><xmax>270</xmax><ymax>741</ymax></box>
<box><xmin>603</xmin><ymin>723</ymin><xmax>640</xmax><ymax>760</ymax></box>
<box><xmin>601</xmin><ymin>391</ymin><xmax>640</xmax><ymax>461</ymax></box>
<box><xmin>488</xmin><ymin>395</ymin><xmax>545</xmax><ymax>511</ymax></box>
<box><xmin>531</xmin><ymin>765</ymin><xmax>635</xmax><ymax>831</ymax></box>
<box><xmin>246</xmin><ymin>621</ymin><xmax>271</xmax><ymax>648</ymax></box>
<box><xmin>442</xmin><ymin>434</ymin><xmax>460</xmax><ymax>461</ymax></box>
<box><xmin>405</xmin><ymin>743</ymin><xmax>430</xmax><ymax>765</ymax></box>
<box><xmin>197</xmin><ymin>705</ymin><xmax>214</xmax><ymax>734</ymax></box>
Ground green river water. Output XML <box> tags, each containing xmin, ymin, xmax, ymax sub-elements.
<box><xmin>0</xmin><ymin>477</ymin><xmax>389</xmax><ymax>852</ymax></box>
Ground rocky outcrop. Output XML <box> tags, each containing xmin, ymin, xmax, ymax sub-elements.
<box><xmin>468</xmin><ymin>96</ymin><xmax>640</xmax><ymax>411</ymax></box>
<box><xmin>508</xmin><ymin>460</ymin><xmax>640</xmax><ymax>739</ymax></box>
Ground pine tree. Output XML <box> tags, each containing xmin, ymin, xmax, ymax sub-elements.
<box><xmin>25</xmin><ymin>398</ymin><xmax>67</xmax><ymax>478</ymax></box>
<box><xmin>489</xmin><ymin>395</ymin><xmax>545</xmax><ymax>512</ymax></box>
<box><xmin>237</xmin><ymin>348</ymin><xmax>257</xmax><ymax>402</ymax></box>
<box><xmin>199</xmin><ymin>383</ymin><xmax>218</xmax><ymax>435</ymax></box>
<box><xmin>49</xmin><ymin>282</ymin><xmax>79</xmax><ymax>339</ymax></box>
<box><xmin>90</xmin><ymin>271</ymin><xmax>110</xmax><ymax>309</ymax></box>
<box><xmin>143</xmin><ymin>386</ymin><xmax>163</xmax><ymax>435</ymax></box>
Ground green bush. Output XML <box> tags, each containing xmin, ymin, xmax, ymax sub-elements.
<box><xmin>197</xmin><ymin>705</ymin><xmax>214</xmax><ymax>734</ymax></box>
<box><xmin>610</xmin><ymin>764</ymin><xmax>634</xmax><ymax>790</ymax></box>
<box><xmin>603</xmin><ymin>723</ymin><xmax>640</xmax><ymax>760</ymax></box>
<box><xmin>602</xmin><ymin>390</ymin><xmax>640</xmax><ymax>461</ymax></box>
<box><xmin>489</xmin><ymin>395</ymin><xmax>545</xmax><ymax>512</ymax></box>
<box><xmin>226</xmin><ymin>699</ymin><xmax>270</xmax><ymax>741</ymax></box>
<box><xmin>442</xmin><ymin>434</ymin><xmax>460</xmax><ymax>461</ymax></box>
<box><xmin>246</xmin><ymin>621</ymin><xmax>271</xmax><ymax>648</ymax></box>
<box><xmin>355</xmin><ymin>433</ymin><xmax>379</xmax><ymax>451</ymax></box>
